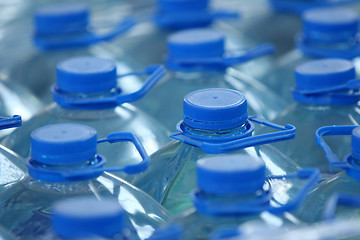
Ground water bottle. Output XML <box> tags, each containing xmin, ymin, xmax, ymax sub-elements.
<box><xmin>269</xmin><ymin>0</ymin><xmax>360</xmax><ymax>13</ymax></box>
<box><xmin>148</xmin><ymin>154</ymin><xmax>320</xmax><ymax>240</ymax></box>
<box><xmin>130</xmin><ymin>88</ymin><xmax>299</xmax><ymax>215</ymax></box>
<box><xmin>42</xmin><ymin>196</ymin><xmax>141</xmax><ymax>239</ymax></box>
<box><xmin>106</xmin><ymin>0</ymin><xmax>239</xmax><ymax>70</ymax></box>
<box><xmin>265</xmin><ymin>58</ymin><xmax>360</xmax><ymax>177</ymax></box>
<box><xmin>214</xmin><ymin>0</ymin><xmax>299</xmax><ymax>60</ymax></box>
<box><xmin>292</xmin><ymin>125</ymin><xmax>360</xmax><ymax>223</ymax></box>
<box><xmin>216</xmin><ymin>0</ymin><xmax>360</xmax><ymax>68</ymax></box>
<box><xmin>208</xmin><ymin>218</ymin><xmax>360</xmax><ymax>240</ymax></box>
<box><xmin>4</xmin><ymin>3</ymin><xmax>135</xmax><ymax>103</ymax></box>
<box><xmin>1</xmin><ymin>57</ymin><xmax>170</xmax><ymax>178</ymax></box>
<box><xmin>0</xmin><ymin>123</ymin><xmax>171</xmax><ymax>240</ymax></box>
<box><xmin>257</xmin><ymin>7</ymin><xmax>360</xmax><ymax>102</ymax></box>
<box><xmin>0</xmin><ymin>115</ymin><xmax>24</xmax><ymax>193</ymax></box>
<box><xmin>132</xmin><ymin>28</ymin><xmax>284</xmax><ymax>131</ymax></box>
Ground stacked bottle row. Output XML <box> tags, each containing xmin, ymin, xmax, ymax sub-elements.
<box><xmin>1</xmin><ymin>0</ymin><xmax>360</xmax><ymax>239</ymax></box>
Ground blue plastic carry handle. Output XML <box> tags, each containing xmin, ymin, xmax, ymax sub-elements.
<box><xmin>0</xmin><ymin>115</ymin><xmax>21</xmax><ymax>130</ymax></box>
<box><xmin>171</xmin><ymin>116</ymin><xmax>295</xmax><ymax>154</ymax></box>
<box><xmin>52</xmin><ymin>65</ymin><xmax>166</xmax><ymax>108</ymax></box>
<box><xmin>35</xmin><ymin>17</ymin><xmax>136</xmax><ymax>49</ymax></box>
<box><xmin>60</xmin><ymin>132</ymin><xmax>150</xmax><ymax>179</ymax></box>
<box><xmin>315</xmin><ymin>125</ymin><xmax>358</xmax><ymax>169</ymax></box>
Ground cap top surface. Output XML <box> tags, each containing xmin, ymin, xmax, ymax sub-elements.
<box><xmin>185</xmin><ymin>88</ymin><xmax>245</xmax><ymax>109</ymax></box>
<box><xmin>31</xmin><ymin>124</ymin><xmax>96</xmax><ymax>144</ymax></box>
<box><xmin>57</xmin><ymin>57</ymin><xmax>116</xmax><ymax>75</ymax></box>
<box><xmin>296</xmin><ymin>58</ymin><xmax>354</xmax><ymax>75</ymax></box>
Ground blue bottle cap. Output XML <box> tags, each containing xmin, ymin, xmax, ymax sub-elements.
<box><xmin>56</xmin><ymin>57</ymin><xmax>117</xmax><ymax>94</ymax></box>
<box><xmin>352</xmin><ymin>127</ymin><xmax>360</xmax><ymax>160</ymax></box>
<box><xmin>166</xmin><ymin>28</ymin><xmax>225</xmax><ymax>65</ymax></box>
<box><xmin>183</xmin><ymin>88</ymin><xmax>248</xmax><ymax>130</ymax></box>
<box><xmin>34</xmin><ymin>4</ymin><xmax>89</xmax><ymax>35</ymax></box>
<box><xmin>53</xmin><ymin>197</ymin><xmax>124</xmax><ymax>239</ymax></box>
<box><xmin>157</xmin><ymin>0</ymin><xmax>209</xmax><ymax>12</ymax></box>
<box><xmin>197</xmin><ymin>154</ymin><xmax>266</xmax><ymax>194</ymax></box>
<box><xmin>295</xmin><ymin>58</ymin><xmax>355</xmax><ymax>91</ymax></box>
<box><xmin>302</xmin><ymin>8</ymin><xmax>358</xmax><ymax>42</ymax></box>
<box><xmin>31</xmin><ymin>124</ymin><xmax>98</xmax><ymax>165</ymax></box>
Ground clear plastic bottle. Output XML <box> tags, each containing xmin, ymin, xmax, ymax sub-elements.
<box><xmin>268</xmin><ymin>0</ymin><xmax>360</xmax><ymax>13</ymax></box>
<box><xmin>4</xmin><ymin>3</ymin><xmax>136</xmax><ymax>103</ymax></box>
<box><xmin>132</xmin><ymin>28</ymin><xmax>284</xmax><ymax>131</ymax></box>
<box><xmin>148</xmin><ymin>154</ymin><xmax>320</xmax><ymax>240</ymax></box>
<box><xmin>105</xmin><ymin>0</ymin><xmax>239</xmax><ymax>70</ymax></box>
<box><xmin>130</xmin><ymin>88</ymin><xmax>300</xmax><ymax>215</ymax></box>
<box><xmin>208</xmin><ymin>218</ymin><xmax>360</xmax><ymax>240</ymax></box>
<box><xmin>257</xmin><ymin>7</ymin><xmax>360</xmax><ymax>102</ymax></box>
<box><xmin>215</xmin><ymin>0</ymin><xmax>360</xmax><ymax>66</ymax></box>
<box><xmin>0</xmin><ymin>115</ymin><xmax>24</xmax><ymax>193</ymax></box>
<box><xmin>1</xmin><ymin>57</ymin><xmax>170</xmax><ymax>178</ymax></box>
<box><xmin>294</xmin><ymin>125</ymin><xmax>360</xmax><ymax>223</ymax></box>
<box><xmin>266</xmin><ymin>58</ymin><xmax>360</xmax><ymax>177</ymax></box>
<box><xmin>0</xmin><ymin>124</ymin><xmax>171</xmax><ymax>240</ymax></box>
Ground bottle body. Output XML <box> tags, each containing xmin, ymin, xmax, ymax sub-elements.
<box><xmin>159</xmin><ymin>173</ymin><xmax>306</xmax><ymax>240</ymax></box>
<box><xmin>1</xmin><ymin>103</ymin><xmax>170</xmax><ymax>179</ymax></box>
<box><xmin>0</xmin><ymin>145</ymin><xmax>26</xmax><ymax>193</ymax></box>
<box><xmin>108</xmin><ymin>22</ymin><xmax>169</xmax><ymax>71</ymax></box>
<box><xmin>255</xmin><ymin>49</ymin><xmax>312</xmax><ymax>102</ymax></box>
<box><xmin>294</xmin><ymin>172</ymin><xmax>360</xmax><ymax>223</ymax></box>
<box><xmin>130</xmin><ymin>140</ymin><xmax>300</xmax><ymax>215</ymax></box>
<box><xmin>0</xmin><ymin>172</ymin><xmax>171</xmax><ymax>240</ymax></box>
<box><xmin>6</xmin><ymin>42</ymin><xmax>134</xmax><ymax>104</ymax></box>
<box><xmin>169</xmin><ymin>209</ymin><xmax>298</xmax><ymax>240</ymax></box>
<box><xmin>268</xmin><ymin>103</ymin><xmax>360</xmax><ymax>176</ymax></box>
<box><xmin>216</xmin><ymin>7</ymin><xmax>301</xmax><ymax>58</ymax></box>
<box><xmin>0</xmin><ymin>79</ymin><xmax>42</xmax><ymax>139</ymax></box>
<box><xmin>134</xmin><ymin>70</ymin><xmax>286</xmax><ymax>131</ymax></box>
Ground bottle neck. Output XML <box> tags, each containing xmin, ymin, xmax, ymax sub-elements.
<box><xmin>27</xmin><ymin>156</ymin><xmax>104</xmax><ymax>183</ymax></box>
<box><xmin>194</xmin><ymin>185</ymin><xmax>270</xmax><ymax>216</ymax></box>
<box><xmin>53</xmin><ymin>87</ymin><xmax>121</xmax><ymax>110</ymax></box>
<box><xmin>182</xmin><ymin>121</ymin><xmax>250</xmax><ymax>138</ymax></box>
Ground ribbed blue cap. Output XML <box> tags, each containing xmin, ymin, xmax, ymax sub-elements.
<box><xmin>352</xmin><ymin>127</ymin><xmax>360</xmax><ymax>160</ymax></box>
<box><xmin>56</xmin><ymin>57</ymin><xmax>117</xmax><ymax>94</ymax></box>
<box><xmin>34</xmin><ymin>4</ymin><xmax>89</xmax><ymax>35</ymax></box>
<box><xmin>157</xmin><ymin>0</ymin><xmax>209</xmax><ymax>12</ymax></box>
<box><xmin>30</xmin><ymin>124</ymin><xmax>97</xmax><ymax>165</ymax></box>
<box><xmin>53</xmin><ymin>197</ymin><xmax>124</xmax><ymax>239</ymax></box>
<box><xmin>295</xmin><ymin>59</ymin><xmax>355</xmax><ymax>91</ymax></box>
<box><xmin>197</xmin><ymin>154</ymin><xmax>266</xmax><ymax>194</ymax></box>
<box><xmin>183</xmin><ymin>88</ymin><xmax>248</xmax><ymax>130</ymax></box>
<box><xmin>302</xmin><ymin>8</ymin><xmax>359</xmax><ymax>42</ymax></box>
<box><xmin>167</xmin><ymin>28</ymin><xmax>225</xmax><ymax>62</ymax></box>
